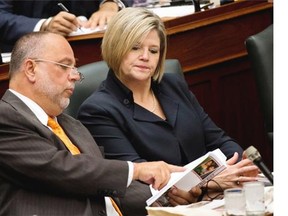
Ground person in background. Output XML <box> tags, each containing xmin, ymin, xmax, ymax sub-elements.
<box><xmin>0</xmin><ymin>31</ymin><xmax>188</xmax><ymax>215</ymax></box>
<box><xmin>78</xmin><ymin>7</ymin><xmax>259</xmax><ymax>205</ymax></box>
<box><xmin>0</xmin><ymin>0</ymin><xmax>133</xmax><ymax>52</ymax></box>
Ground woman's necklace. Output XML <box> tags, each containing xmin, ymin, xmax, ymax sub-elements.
<box><xmin>151</xmin><ymin>90</ymin><xmax>156</xmax><ymax>113</ymax></box>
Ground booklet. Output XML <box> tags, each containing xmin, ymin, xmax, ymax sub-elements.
<box><xmin>146</xmin><ymin>149</ymin><xmax>227</xmax><ymax>206</ymax></box>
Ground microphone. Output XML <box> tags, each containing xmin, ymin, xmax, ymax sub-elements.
<box><xmin>191</xmin><ymin>0</ymin><xmax>201</xmax><ymax>12</ymax></box>
<box><xmin>245</xmin><ymin>146</ymin><xmax>273</xmax><ymax>185</ymax></box>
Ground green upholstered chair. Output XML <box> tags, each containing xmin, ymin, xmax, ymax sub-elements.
<box><xmin>64</xmin><ymin>59</ymin><xmax>184</xmax><ymax>118</ymax></box>
<box><xmin>245</xmin><ymin>24</ymin><xmax>273</xmax><ymax>146</ymax></box>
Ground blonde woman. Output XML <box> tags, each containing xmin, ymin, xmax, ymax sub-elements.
<box><xmin>78</xmin><ymin>8</ymin><xmax>258</xmax><ymax>205</ymax></box>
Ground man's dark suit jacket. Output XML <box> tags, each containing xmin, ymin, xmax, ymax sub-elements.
<box><xmin>0</xmin><ymin>0</ymin><xmax>133</xmax><ymax>52</ymax></box>
<box><xmin>0</xmin><ymin>90</ymin><xmax>151</xmax><ymax>216</ymax></box>
<box><xmin>78</xmin><ymin>71</ymin><xmax>243</xmax><ymax>165</ymax></box>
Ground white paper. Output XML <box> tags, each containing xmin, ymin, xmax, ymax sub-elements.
<box><xmin>1</xmin><ymin>52</ymin><xmax>11</xmax><ymax>63</ymax></box>
<box><xmin>148</xmin><ymin>5</ymin><xmax>195</xmax><ymax>18</ymax></box>
<box><xmin>67</xmin><ymin>15</ymin><xmax>106</xmax><ymax>37</ymax></box>
<box><xmin>148</xmin><ymin>4</ymin><xmax>212</xmax><ymax>18</ymax></box>
<box><xmin>68</xmin><ymin>26</ymin><xmax>107</xmax><ymax>37</ymax></box>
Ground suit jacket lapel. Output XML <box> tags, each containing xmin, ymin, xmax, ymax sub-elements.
<box><xmin>2</xmin><ymin>90</ymin><xmax>48</xmax><ymax>130</ymax></box>
<box><xmin>105</xmin><ymin>71</ymin><xmax>180</xmax><ymax>127</ymax></box>
<box><xmin>2</xmin><ymin>90</ymin><xmax>102</xmax><ymax>157</ymax></box>
<box><xmin>158</xmin><ymin>92</ymin><xmax>179</xmax><ymax>126</ymax></box>
<box><xmin>57</xmin><ymin>115</ymin><xmax>103</xmax><ymax>157</ymax></box>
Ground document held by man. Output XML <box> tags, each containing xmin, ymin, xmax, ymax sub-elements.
<box><xmin>146</xmin><ymin>149</ymin><xmax>227</xmax><ymax>206</ymax></box>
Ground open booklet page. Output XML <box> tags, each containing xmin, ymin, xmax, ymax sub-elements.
<box><xmin>146</xmin><ymin>149</ymin><xmax>227</xmax><ymax>206</ymax></box>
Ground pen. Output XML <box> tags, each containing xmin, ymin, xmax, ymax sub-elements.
<box><xmin>57</xmin><ymin>2</ymin><xmax>69</xmax><ymax>12</ymax></box>
<box><xmin>57</xmin><ymin>2</ymin><xmax>83</xmax><ymax>32</ymax></box>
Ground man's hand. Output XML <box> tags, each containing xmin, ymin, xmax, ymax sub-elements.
<box><xmin>84</xmin><ymin>2</ymin><xmax>119</xmax><ymax>30</ymax></box>
<box><xmin>42</xmin><ymin>12</ymin><xmax>80</xmax><ymax>35</ymax></box>
<box><xmin>133</xmin><ymin>161</ymin><xmax>185</xmax><ymax>190</ymax></box>
<box><xmin>167</xmin><ymin>186</ymin><xmax>202</xmax><ymax>206</ymax></box>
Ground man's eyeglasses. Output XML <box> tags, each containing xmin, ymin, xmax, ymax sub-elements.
<box><xmin>32</xmin><ymin>58</ymin><xmax>84</xmax><ymax>83</ymax></box>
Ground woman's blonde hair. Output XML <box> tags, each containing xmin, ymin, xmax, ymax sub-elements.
<box><xmin>101</xmin><ymin>7</ymin><xmax>167</xmax><ymax>82</ymax></box>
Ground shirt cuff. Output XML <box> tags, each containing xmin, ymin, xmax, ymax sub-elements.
<box><xmin>127</xmin><ymin>161</ymin><xmax>133</xmax><ymax>187</ymax></box>
<box><xmin>35</xmin><ymin>17</ymin><xmax>52</xmax><ymax>32</ymax></box>
<box><xmin>34</xmin><ymin>19</ymin><xmax>46</xmax><ymax>32</ymax></box>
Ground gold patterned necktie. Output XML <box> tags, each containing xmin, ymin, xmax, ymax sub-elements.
<box><xmin>47</xmin><ymin>116</ymin><xmax>81</xmax><ymax>155</ymax></box>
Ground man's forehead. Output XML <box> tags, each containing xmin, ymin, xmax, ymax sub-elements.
<box><xmin>43</xmin><ymin>38</ymin><xmax>74</xmax><ymax>60</ymax></box>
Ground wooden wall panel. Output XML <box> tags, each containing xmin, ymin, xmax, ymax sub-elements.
<box><xmin>184</xmin><ymin>57</ymin><xmax>273</xmax><ymax>170</ymax></box>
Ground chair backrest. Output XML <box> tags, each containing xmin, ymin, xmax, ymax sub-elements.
<box><xmin>64</xmin><ymin>59</ymin><xmax>183</xmax><ymax>118</ymax></box>
<box><xmin>245</xmin><ymin>24</ymin><xmax>273</xmax><ymax>144</ymax></box>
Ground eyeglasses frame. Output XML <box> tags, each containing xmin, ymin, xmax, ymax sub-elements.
<box><xmin>31</xmin><ymin>58</ymin><xmax>84</xmax><ymax>83</ymax></box>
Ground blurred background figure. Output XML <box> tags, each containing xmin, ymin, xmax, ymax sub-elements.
<box><xmin>0</xmin><ymin>0</ymin><xmax>132</xmax><ymax>52</ymax></box>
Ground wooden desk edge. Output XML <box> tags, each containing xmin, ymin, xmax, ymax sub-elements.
<box><xmin>165</xmin><ymin>1</ymin><xmax>273</xmax><ymax>35</ymax></box>
<box><xmin>66</xmin><ymin>1</ymin><xmax>273</xmax><ymax>42</ymax></box>
<box><xmin>0</xmin><ymin>64</ymin><xmax>9</xmax><ymax>82</ymax></box>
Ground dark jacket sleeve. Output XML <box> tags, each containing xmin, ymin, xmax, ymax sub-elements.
<box><xmin>0</xmin><ymin>0</ymin><xmax>133</xmax><ymax>49</ymax></box>
<box><xmin>120</xmin><ymin>181</ymin><xmax>152</xmax><ymax>216</ymax></box>
<box><xmin>0</xmin><ymin>0</ymin><xmax>40</xmax><ymax>44</ymax></box>
<box><xmin>163</xmin><ymin>73</ymin><xmax>243</xmax><ymax>160</ymax></box>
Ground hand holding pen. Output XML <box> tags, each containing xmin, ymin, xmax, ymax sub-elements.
<box><xmin>57</xmin><ymin>3</ymin><xmax>83</xmax><ymax>32</ymax></box>
<box><xmin>40</xmin><ymin>3</ymin><xmax>83</xmax><ymax>35</ymax></box>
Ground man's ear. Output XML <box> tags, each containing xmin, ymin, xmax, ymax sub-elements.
<box><xmin>24</xmin><ymin>59</ymin><xmax>37</xmax><ymax>83</ymax></box>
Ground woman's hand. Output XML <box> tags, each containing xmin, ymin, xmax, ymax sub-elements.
<box><xmin>210</xmin><ymin>152</ymin><xmax>259</xmax><ymax>190</ymax></box>
<box><xmin>166</xmin><ymin>186</ymin><xmax>202</xmax><ymax>206</ymax></box>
